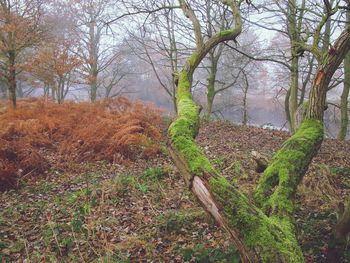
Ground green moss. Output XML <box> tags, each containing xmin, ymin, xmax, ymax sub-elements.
<box><xmin>168</xmin><ymin>69</ymin><xmax>216</xmax><ymax>176</ymax></box>
<box><xmin>187</xmin><ymin>52</ymin><xmax>199</xmax><ymax>67</ymax></box>
<box><xmin>218</xmin><ymin>29</ymin><xmax>234</xmax><ymax>38</ymax></box>
<box><xmin>255</xmin><ymin>119</ymin><xmax>324</xmax><ymax>217</ymax></box>
<box><xmin>156</xmin><ymin>208</ymin><xmax>206</xmax><ymax>234</ymax></box>
<box><xmin>209</xmin><ymin>176</ymin><xmax>304</xmax><ymax>262</ymax></box>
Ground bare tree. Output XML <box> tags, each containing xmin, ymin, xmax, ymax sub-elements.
<box><xmin>125</xmin><ymin>0</ymin><xmax>192</xmax><ymax>112</ymax></box>
<box><xmin>69</xmin><ymin>0</ymin><xmax>120</xmax><ymax>102</ymax></box>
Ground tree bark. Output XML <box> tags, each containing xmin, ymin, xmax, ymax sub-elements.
<box><xmin>337</xmin><ymin>9</ymin><xmax>350</xmax><ymax>140</ymax></box>
<box><xmin>288</xmin><ymin>0</ymin><xmax>301</xmax><ymax>133</ymax></box>
<box><xmin>8</xmin><ymin>51</ymin><xmax>17</xmax><ymax>108</ymax></box>
<box><xmin>89</xmin><ymin>20</ymin><xmax>99</xmax><ymax>102</ymax></box>
<box><xmin>204</xmin><ymin>52</ymin><xmax>218</xmax><ymax>120</ymax></box>
<box><xmin>337</xmin><ymin>52</ymin><xmax>350</xmax><ymax>140</ymax></box>
<box><xmin>242</xmin><ymin>70</ymin><xmax>249</xmax><ymax>125</ymax></box>
<box><xmin>289</xmin><ymin>54</ymin><xmax>299</xmax><ymax>133</ymax></box>
<box><xmin>285</xmin><ymin>88</ymin><xmax>292</xmax><ymax>130</ymax></box>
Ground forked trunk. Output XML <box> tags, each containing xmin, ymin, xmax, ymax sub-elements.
<box><xmin>168</xmin><ymin>1</ymin><xmax>350</xmax><ymax>262</ymax></box>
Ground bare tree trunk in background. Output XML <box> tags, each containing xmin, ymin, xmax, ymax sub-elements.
<box><xmin>204</xmin><ymin>51</ymin><xmax>219</xmax><ymax>120</ymax></box>
<box><xmin>285</xmin><ymin>88</ymin><xmax>292</xmax><ymax>128</ymax></box>
<box><xmin>338</xmin><ymin>10</ymin><xmax>350</xmax><ymax>140</ymax></box>
<box><xmin>8</xmin><ymin>51</ymin><xmax>17</xmax><ymax>108</ymax></box>
<box><xmin>89</xmin><ymin>19</ymin><xmax>99</xmax><ymax>102</ymax></box>
<box><xmin>287</xmin><ymin>0</ymin><xmax>303</xmax><ymax>133</ymax></box>
<box><xmin>289</xmin><ymin>54</ymin><xmax>299</xmax><ymax>132</ymax></box>
<box><xmin>338</xmin><ymin>50</ymin><xmax>350</xmax><ymax>139</ymax></box>
<box><xmin>242</xmin><ymin>70</ymin><xmax>249</xmax><ymax>126</ymax></box>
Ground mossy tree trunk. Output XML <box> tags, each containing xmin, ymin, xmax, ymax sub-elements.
<box><xmin>255</xmin><ymin>19</ymin><xmax>350</xmax><ymax>261</ymax></box>
<box><xmin>168</xmin><ymin>1</ymin><xmax>350</xmax><ymax>262</ymax></box>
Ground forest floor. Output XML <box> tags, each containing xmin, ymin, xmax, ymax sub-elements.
<box><xmin>1</xmin><ymin>121</ymin><xmax>350</xmax><ymax>263</ymax></box>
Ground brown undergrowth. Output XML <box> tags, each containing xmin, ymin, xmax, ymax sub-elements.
<box><xmin>0</xmin><ymin>97</ymin><xmax>163</xmax><ymax>190</ymax></box>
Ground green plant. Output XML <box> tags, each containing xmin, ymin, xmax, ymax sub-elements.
<box><xmin>114</xmin><ymin>174</ymin><xmax>137</xmax><ymax>195</ymax></box>
<box><xmin>231</xmin><ymin>161</ymin><xmax>241</xmax><ymax>176</ymax></box>
<box><xmin>142</xmin><ymin>166</ymin><xmax>164</xmax><ymax>181</ymax></box>
<box><xmin>181</xmin><ymin>244</ymin><xmax>240</xmax><ymax>262</ymax></box>
<box><xmin>0</xmin><ymin>254</ymin><xmax>10</xmax><ymax>263</ymax></box>
<box><xmin>136</xmin><ymin>183</ymin><xmax>148</xmax><ymax>193</ymax></box>
<box><xmin>72</xmin><ymin>204</ymin><xmax>90</xmax><ymax>233</ymax></box>
<box><xmin>214</xmin><ymin>157</ymin><xmax>225</xmax><ymax>168</ymax></box>
<box><xmin>60</xmin><ymin>237</ymin><xmax>74</xmax><ymax>251</ymax></box>
<box><xmin>229</xmin><ymin>161</ymin><xmax>249</xmax><ymax>180</ymax></box>
<box><xmin>39</xmin><ymin>181</ymin><xmax>55</xmax><ymax>193</ymax></box>
<box><xmin>330</xmin><ymin>166</ymin><xmax>350</xmax><ymax>176</ymax></box>
<box><xmin>157</xmin><ymin>209</ymin><xmax>206</xmax><ymax>234</ymax></box>
<box><xmin>0</xmin><ymin>241</ymin><xmax>5</xmax><ymax>250</ymax></box>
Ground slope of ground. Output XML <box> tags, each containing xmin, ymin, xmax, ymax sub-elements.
<box><xmin>0</xmin><ymin>120</ymin><xmax>349</xmax><ymax>262</ymax></box>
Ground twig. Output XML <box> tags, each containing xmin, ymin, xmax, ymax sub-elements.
<box><xmin>71</xmin><ymin>225</ymin><xmax>86</xmax><ymax>263</ymax></box>
<box><xmin>46</xmin><ymin>216</ymin><xmax>62</xmax><ymax>257</ymax></box>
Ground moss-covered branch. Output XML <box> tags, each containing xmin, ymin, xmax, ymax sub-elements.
<box><xmin>209</xmin><ymin>176</ymin><xmax>304</xmax><ymax>262</ymax></box>
<box><xmin>255</xmin><ymin>119</ymin><xmax>324</xmax><ymax>218</ymax></box>
<box><xmin>169</xmin><ymin>0</ymin><xmax>243</xmax><ymax>179</ymax></box>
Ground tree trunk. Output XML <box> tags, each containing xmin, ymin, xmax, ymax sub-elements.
<box><xmin>204</xmin><ymin>69</ymin><xmax>216</xmax><ymax>120</ymax></box>
<box><xmin>8</xmin><ymin>51</ymin><xmax>16</xmax><ymax>108</ymax></box>
<box><xmin>89</xmin><ymin>20</ymin><xmax>99</xmax><ymax>103</ymax></box>
<box><xmin>287</xmin><ymin>0</ymin><xmax>300</xmax><ymax>133</ymax></box>
<box><xmin>338</xmin><ymin>51</ymin><xmax>350</xmax><ymax>140</ymax></box>
<box><xmin>338</xmin><ymin>11</ymin><xmax>350</xmax><ymax>140</ymax></box>
<box><xmin>285</xmin><ymin>88</ymin><xmax>292</xmax><ymax>131</ymax></box>
<box><xmin>90</xmin><ymin>70</ymin><xmax>98</xmax><ymax>102</ymax></box>
<box><xmin>52</xmin><ymin>85</ymin><xmax>56</xmax><ymax>102</ymax></box>
<box><xmin>289</xmin><ymin>55</ymin><xmax>299</xmax><ymax>133</ymax></box>
<box><xmin>242</xmin><ymin>71</ymin><xmax>249</xmax><ymax>126</ymax></box>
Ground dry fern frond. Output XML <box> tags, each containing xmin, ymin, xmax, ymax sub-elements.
<box><xmin>0</xmin><ymin>97</ymin><xmax>163</xmax><ymax>190</ymax></box>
